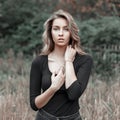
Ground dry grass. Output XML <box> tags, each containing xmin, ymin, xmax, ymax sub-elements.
<box><xmin>0</xmin><ymin>52</ymin><xmax>119</xmax><ymax>120</ymax></box>
<box><xmin>0</xmin><ymin>76</ymin><xmax>35</xmax><ymax>120</ymax></box>
<box><xmin>79</xmin><ymin>77</ymin><xmax>120</xmax><ymax>120</ymax></box>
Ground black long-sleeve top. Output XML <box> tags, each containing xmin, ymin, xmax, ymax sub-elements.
<box><xmin>30</xmin><ymin>53</ymin><xmax>93</xmax><ymax>117</ymax></box>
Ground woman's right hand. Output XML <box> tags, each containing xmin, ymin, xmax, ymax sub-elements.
<box><xmin>51</xmin><ymin>67</ymin><xmax>65</xmax><ymax>91</ymax></box>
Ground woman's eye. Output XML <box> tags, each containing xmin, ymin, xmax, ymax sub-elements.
<box><xmin>52</xmin><ymin>27</ymin><xmax>69</xmax><ymax>32</ymax></box>
<box><xmin>53</xmin><ymin>28</ymin><xmax>59</xmax><ymax>31</ymax></box>
<box><xmin>64</xmin><ymin>28</ymin><xmax>69</xmax><ymax>31</ymax></box>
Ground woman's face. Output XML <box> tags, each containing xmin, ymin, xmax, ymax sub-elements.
<box><xmin>51</xmin><ymin>17</ymin><xmax>70</xmax><ymax>47</ymax></box>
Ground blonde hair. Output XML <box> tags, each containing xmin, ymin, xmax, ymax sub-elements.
<box><xmin>40</xmin><ymin>9</ymin><xmax>85</xmax><ymax>55</ymax></box>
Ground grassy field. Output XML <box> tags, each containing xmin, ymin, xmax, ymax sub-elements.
<box><xmin>0</xmin><ymin>54</ymin><xmax>119</xmax><ymax>120</ymax></box>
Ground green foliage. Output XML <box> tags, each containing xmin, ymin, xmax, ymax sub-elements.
<box><xmin>78</xmin><ymin>16</ymin><xmax>120</xmax><ymax>46</ymax></box>
<box><xmin>84</xmin><ymin>0</ymin><xmax>99</xmax><ymax>7</ymax></box>
<box><xmin>0</xmin><ymin>0</ymin><xmax>36</xmax><ymax>36</ymax></box>
<box><xmin>0</xmin><ymin>0</ymin><xmax>120</xmax><ymax>79</ymax></box>
<box><xmin>77</xmin><ymin>17</ymin><xmax>120</xmax><ymax>78</ymax></box>
<box><xmin>0</xmin><ymin>0</ymin><xmax>50</xmax><ymax>55</ymax></box>
<box><xmin>1</xmin><ymin>0</ymin><xmax>120</xmax><ymax>55</ymax></box>
<box><xmin>7</xmin><ymin>13</ymin><xmax>49</xmax><ymax>54</ymax></box>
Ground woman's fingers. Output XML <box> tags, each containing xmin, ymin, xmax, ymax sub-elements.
<box><xmin>65</xmin><ymin>45</ymin><xmax>76</xmax><ymax>62</ymax></box>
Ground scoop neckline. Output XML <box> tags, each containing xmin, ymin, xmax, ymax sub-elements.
<box><xmin>46</xmin><ymin>55</ymin><xmax>53</xmax><ymax>74</ymax></box>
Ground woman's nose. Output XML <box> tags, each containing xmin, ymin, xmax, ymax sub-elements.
<box><xmin>58</xmin><ymin>29</ymin><xmax>63</xmax><ymax>36</ymax></box>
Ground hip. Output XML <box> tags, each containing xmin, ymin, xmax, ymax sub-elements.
<box><xmin>35</xmin><ymin>109</ymin><xmax>82</xmax><ymax>120</ymax></box>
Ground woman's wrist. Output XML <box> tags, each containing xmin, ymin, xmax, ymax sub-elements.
<box><xmin>65</xmin><ymin>59</ymin><xmax>73</xmax><ymax>62</ymax></box>
<box><xmin>49</xmin><ymin>85</ymin><xmax>58</xmax><ymax>93</ymax></box>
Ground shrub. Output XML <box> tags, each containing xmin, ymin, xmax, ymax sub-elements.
<box><xmin>77</xmin><ymin>16</ymin><xmax>120</xmax><ymax>78</ymax></box>
<box><xmin>78</xmin><ymin>16</ymin><xmax>120</xmax><ymax>46</ymax></box>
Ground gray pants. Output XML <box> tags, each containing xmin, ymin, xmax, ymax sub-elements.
<box><xmin>35</xmin><ymin>109</ymin><xmax>82</xmax><ymax>120</ymax></box>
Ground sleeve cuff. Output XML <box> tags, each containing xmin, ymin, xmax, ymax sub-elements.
<box><xmin>66</xmin><ymin>81</ymin><xmax>82</xmax><ymax>100</ymax></box>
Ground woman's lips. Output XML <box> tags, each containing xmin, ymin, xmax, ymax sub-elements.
<box><xmin>58</xmin><ymin>38</ymin><xmax>64</xmax><ymax>41</ymax></box>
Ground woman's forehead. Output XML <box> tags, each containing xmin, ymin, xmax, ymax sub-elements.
<box><xmin>52</xmin><ymin>18</ymin><xmax>68</xmax><ymax>27</ymax></box>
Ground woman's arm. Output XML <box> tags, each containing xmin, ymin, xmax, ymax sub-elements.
<box><xmin>30</xmin><ymin>57</ymin><xmax>42</xmax><ymax>111</ymax></box>
<box><xmin>65</xmin><ymin>61</ymin><xmax>77</xmax><ymax>89</ymax></box>
<box><xmin>64</xmin><ymin>46</ymin><xmax>93</xmax><ymax>100</ymax></box>
<box><xmin>66</xmin><ymin>56</ymin><xmax>93</xmax><ymax>100</ymax></box>
<box><xmin>35</xmin><ymin>68</ymin><xmax>65</xmax><ymax>109</ymax></box>
<box><xmin>64</xmin><ymin>45</ymin><xmax>77</xmax><ymax>89</ymax></box>
<box><xmin>34</xmin><ymin>86</ymin><xmax>56</xmax><ymax>109</ymax></box>
<box><xmin>30</xmin><ymin>57</ymin><xmax>64</xmax><ymax>110</ymax></box>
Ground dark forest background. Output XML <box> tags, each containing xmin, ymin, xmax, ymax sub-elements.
<box><xmin>0</xmin><ymin>0</ymin><xmax>120</xmax><ymax>79</ymax></box>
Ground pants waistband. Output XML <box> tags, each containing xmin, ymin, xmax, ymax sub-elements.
<box><xmin>39</xmin><ymin>109</ymin><xmax>80</xmax><ymax>120</ymax></box>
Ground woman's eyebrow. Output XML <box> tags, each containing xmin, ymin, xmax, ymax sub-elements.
<box><xmin>52</xmin><ymin>25</ymin><xmax>59</xmax><ymax>27</ymax></box>
<box><xmin>52</xmin><ymin>25</ymin><xmax>68</xmax><ymax>28</ymax></box>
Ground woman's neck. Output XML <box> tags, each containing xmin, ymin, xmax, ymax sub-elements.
<box><xmin>52</xmin><ymin>46</ymin><xmax>66</xmax><ymax>57</ymax></box>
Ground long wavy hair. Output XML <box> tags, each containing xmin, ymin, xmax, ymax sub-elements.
<box><xmin>40</xmin><ymin>9</ymin><xmax>85</xmax><ymax>55</ymax></box>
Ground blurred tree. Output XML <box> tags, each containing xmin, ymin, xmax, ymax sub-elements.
<box><xmin>55</xmin><ymin>0</ymin><xmax>119</xmax><ymax>20</ymax></box>
<box><xmin>0</xmin><ymin>0</ymin><xmax>37</xmax><ymax>37</ymax></box>
<box><xmin>0</xmin><ymin>0</ymin><xmax>119</xmax><ymax>56</ymax></box>
<box><xmin>78</xmin><ymin>16</ymin><xmax>120</xmax><ymax>46</ymax></box>
<box><xmin>109</xmin><ymin>0</ymin><xmax>120</xmax><ymax>16</ymax></box>
<box><xmin>0</xmin><ymin>0</ymin><xmax>50</xmax><ymax>55</ymax></box>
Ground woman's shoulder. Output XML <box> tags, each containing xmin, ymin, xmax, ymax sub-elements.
<box><xmin>76</xmin><ymin>52</ymin><xmax>92</xmax><ymax>59</ymax></box>
<box><xmin>32</xmin><ymin>55</ymin><xmax>47</xmax><ymax>65</ymax></box>
<box><xmin>75</xmin><ymin>53</ymin><xmax>93</xmax><ymax>64</ymax></box>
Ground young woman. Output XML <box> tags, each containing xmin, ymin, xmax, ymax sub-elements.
<box><xmin>30</xmin><ymin>9</ymin><xmax>93</xmax><ymax>120</ymax></box>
